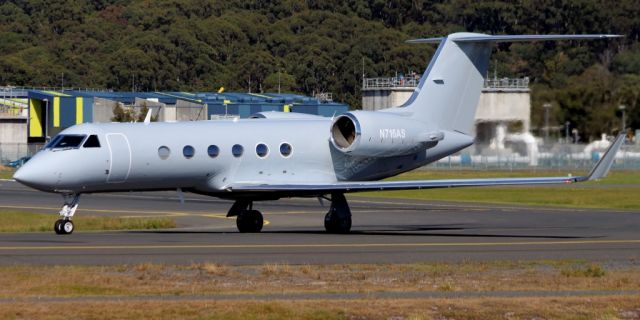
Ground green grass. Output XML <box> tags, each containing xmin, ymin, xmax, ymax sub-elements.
<box><xmin>356</xmin><ymin>170</ymin><xmax>640</xmax><ymax>209</ymax></box>
<box><xmin>0</xmin><ymin>166</ymin><xmax>14</xmax><ymax>180</ymax></box>
<box><xmin>386</xmin><ymin>169</ymin><xmax>640</xmax><ymax>185</ymax></box>
<box><xmin>560</xmin><ymin>263</ymin><xmax>606</xmax><ymax>278</ymax></box>
<box><xmin>0</xmin><ymin>210</ymin><xmax>176</xmax><ymax>232</ymax></box>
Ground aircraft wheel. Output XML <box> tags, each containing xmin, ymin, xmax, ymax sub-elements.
<box><xmin>54</xmin><ymin>219</ymin><xmax>74</xmax><ymax>235</ymax></box>
<box><xmin>324</xmin><ymin>211</ymin><xmax>352</xmax><ymax>234</ymax></box>
<box><xmin>236</xmin><ymin>210</ymin><xmax>263</xmax><ymax>233</ymax></box>
<box><xmin>54</xmin><ymin>219</ymin><xmax>64</xmax><ymax>235</ymax></box>
<box><xmin>61</xmin><ymin>220</ymin><xmax>74</xmax><ymax>235</ymax></box>
<box><xmin>324</xmin><ymin>193</ymin><xmax>352</xmax><ymax>234</ymax></box>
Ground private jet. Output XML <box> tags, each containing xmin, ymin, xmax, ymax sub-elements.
<box><xmin>13</xmin><ymin>32</ymin><xmax>624</xmax><ymax>235</ymax></box>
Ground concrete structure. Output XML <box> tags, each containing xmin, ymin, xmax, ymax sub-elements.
<box><xmin>361</xmin><ymin>76</ymin><xmax>419</xmax><ymax>111</ymax></box>
<box><xmin>0</xmin><ymin>116</ymin><xmax>28</xmax><ymax>163</ymax></box>
<box><xmin>362</xmin><ymin>76</ymin><xmax>531</xmax><ymax>146</ymax></box>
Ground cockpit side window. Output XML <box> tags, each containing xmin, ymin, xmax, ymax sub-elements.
<box><xmin>83</xmin><ymin>135</ymin><xmax>101</xmax><ymax>148</ymax></box>
<box><xmin>45</xmin><ymin>135</ymin><xmax>62</xmax><ymax>148</ymax></box>
<box><xmin>51</xmin><ymin>135</ymin><xmax>86</xmax><ymax>149</ymax></box>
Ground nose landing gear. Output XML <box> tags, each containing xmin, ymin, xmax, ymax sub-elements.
<box><xmin>55</xmin><ymin>194</ymin><xmax>80</xmax><ymax>235</ymax></box>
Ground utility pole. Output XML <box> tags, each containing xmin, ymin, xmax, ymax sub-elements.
<box><xmin>361</xmin><ymin>57</ymin><xmax>365</xmax><ymax>88</ymax></box>
<box><xmin>565</xmin><ymin>121</ymin><xmax>570</xmax><ymax>143</ymax></box>
<box><xmin>543</xmin><ymin>103</ymin><xmax>551</xmax><ymax>143</ymax></box>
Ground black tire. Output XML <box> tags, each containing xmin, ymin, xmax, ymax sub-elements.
<box><xmin>54</xmin><ymin>219</ymin><xmax>64</xmax><ymax>235</ymax></box>
<box><xmin>324</xmin><ymin>211</ymin><xmax>352</xmax><ymax>234</ymax></box>
<box><xmin>236</xmin><ymin>210</ymin><xmax>263</xmax><ymax>233</ymax></box>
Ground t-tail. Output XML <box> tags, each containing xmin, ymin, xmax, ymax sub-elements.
<box><xmin>387</xmin><ymin>33</ymin><xmax>622</xmax><ymax>135</ymax></box>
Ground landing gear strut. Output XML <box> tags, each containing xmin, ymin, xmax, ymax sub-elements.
<box><xmin>228</xmin><ymin>200</ymin><xmax>263</xmax><ymax>233</ymax></box>
<box><xmin>55</xmin><ymin>194</ymin><xmax>80</xmax><ymax>235</ymax></box>
<box><xmin>324</xmin><ymin>193</ymin><xmax>352</xmax><ymax>234</ymax></box>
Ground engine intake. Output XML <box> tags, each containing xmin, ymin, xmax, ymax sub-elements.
<box><xmin>331</xmin><ymin>113</ymin><xmax>360</xmax><ymax>149</ymax></box>
<box><xmin>330</xmin><ymin>111</ymin><xmax>436</xmax><ymax>157</ymax></box>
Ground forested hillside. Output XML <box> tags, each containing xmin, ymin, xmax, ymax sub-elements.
<box><xmin>1</xmin><ymin>1</ymin><xmax>639</xmax><ymax>139</ymax></box>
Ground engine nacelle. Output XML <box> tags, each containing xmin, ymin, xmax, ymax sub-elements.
<box><xmin>330</xmin><ymin>111</ymin><xmax>441</xmax><ymax>157</ymax></box>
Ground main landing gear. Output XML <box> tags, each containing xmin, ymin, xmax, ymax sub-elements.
<box><xmin>228</xmin><ymin>200</ymin><xmax>263</xmax><ymax>233</ymax></box>
<box><xmin>324</xmin><ymin>193</ymin><xmax>352</xmax><ymax>234</ymax></box>
<box><xmin>228</xmin><ymin>193</ymin><xmax>352</xmax><ymax>234</ymax></box>
<box><xmin>54</xmin><ymin>194</ymin><xmax>80</xmax><ymax>235</ymax></box>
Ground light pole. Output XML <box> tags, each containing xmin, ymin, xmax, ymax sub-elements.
<box><xmin>543</xmin><ymin>103</ymin><xmax>551</xmax><ymax>143</ymax></box>
<box><xmin>565</xmin><ymin>121</ymin><xmax>570</xmax><ymax>143</ymax></box>
<box><xmin>619</xmin><ymin>105</ymin><xmax>626</xmax><ymax>132</ymax></box>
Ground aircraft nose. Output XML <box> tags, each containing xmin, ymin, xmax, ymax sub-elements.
<box><xmin>13</xmin><ymin>159</ymin><xmax>57</xmax><ymax>191</ymax></box>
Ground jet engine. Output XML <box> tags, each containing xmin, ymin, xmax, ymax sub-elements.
<box><xmin>330</xmin><ymin>111</ymin><xmax>442</xmax><ymax>157</ymax></box>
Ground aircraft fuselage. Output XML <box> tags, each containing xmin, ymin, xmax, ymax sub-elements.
<box><xmin>16</xmin><ymin>118</ymin><xmax>469</xmax><ymax>198</ymax></box>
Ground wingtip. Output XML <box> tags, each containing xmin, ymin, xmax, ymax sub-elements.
<box><xmin>586</xmin><ymin>133</ymin><xmax>626</xmax><ymax>181</ymax></box>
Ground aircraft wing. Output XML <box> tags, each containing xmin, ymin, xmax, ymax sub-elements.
<box><xmin>229</xmin><ymin>134</ymin><xmax>625</xmax><ymax>193</ymax></box>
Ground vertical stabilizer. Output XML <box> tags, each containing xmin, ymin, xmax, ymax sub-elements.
<box><xmin>388</xmin><ymin>33</ymin><xmax>621</xmax><ymax>135</ymax></box>
<box><xmin>385</xmin><ymin>33</ymin><xmax>491</xmax><ymax>135</ymax></box>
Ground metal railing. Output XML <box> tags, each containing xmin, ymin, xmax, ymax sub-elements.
<box><xmin>363</xmin><ymin>76</ymin><xmax>420</xmax><ymax>89</ymax></box>
<box><xmin>0</xmin><ymin>86</ymin><xmax>112</xmax><ymax>96</ymax></box>
<box><xmin>314</xmin><ymin>92</ymin><xmax>333</xmax><ymax>102</ymax></box>
<box><xmin>2</xmin><ymin>142</ymin><xmax>640</xmax><ymax>170</ymax></box>
<box><xmin>428</xmin><ymin>144</ymin><xmax>640</xmax><ymax>170</ymax></box>
<box><xmin>363</xmin><ymin>76</ymin><xmax>531</xmax><ymax>91</ymax></box>
<box><xmin>483</xmin><ymin>77</ymin><xmax>530</xmax><ymax>90</ymax></box>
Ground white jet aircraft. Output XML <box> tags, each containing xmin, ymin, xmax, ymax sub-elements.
<box><xmin>13</xmin><ymin>32</ymin><xmax>625</xmax><ymax>235</ymax></box>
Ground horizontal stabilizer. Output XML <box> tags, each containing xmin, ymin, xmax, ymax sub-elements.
<box><xmin>407</xmin><ymin>34</ymin><xmax>622</xmax><ymax>44</ymax></box>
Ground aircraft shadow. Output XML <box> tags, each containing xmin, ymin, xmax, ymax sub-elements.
<box><xmin>132</xmin><ymin>224</ymin><xmax>598</xmax><ymax>239</ymax></box>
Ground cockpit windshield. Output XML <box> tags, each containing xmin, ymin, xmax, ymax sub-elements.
<box><xmin>45</xmin><ymin>135</ymin><xmax>62</xmax><ymax>148</ymax></box>
<box><xmin>48</xmin><ymin>135</ymin><xmax>86</xmax><ymax>149</ymax></box>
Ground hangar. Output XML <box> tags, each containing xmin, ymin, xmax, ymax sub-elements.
<box><xmin>25</xmin><ymin>90</ymin><xmax>348</xmax><ymax>143</ymax></box>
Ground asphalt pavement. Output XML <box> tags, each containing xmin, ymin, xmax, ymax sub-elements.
<box><xmin>1</xmin><ymin>179</ymin><xmax>639</xmax><ymax>265</ymax></box>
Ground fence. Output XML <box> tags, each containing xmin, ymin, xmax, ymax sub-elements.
<box><xmin>429</xmin><ymin>144</ymin><xmax>640</xmax><ymax>171</ymax></box>
<box><xmin>0</xmin><ymin>143</ymin><xmax>43</xmax><ymax>165</ymax></box>
<box><xmin>2</xmin><ymin>142</ymin><xmax>640</xmax><ymax>171</ymax></box>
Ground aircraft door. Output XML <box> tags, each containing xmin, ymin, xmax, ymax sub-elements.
<box><xmin>106</xmin><ymin>133</ymin><xmax>131</xmax><ymax>183</ymax></box>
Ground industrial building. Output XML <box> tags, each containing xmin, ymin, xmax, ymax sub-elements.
<box><xmin>0</xmin><ymin>88</ymin><xmax>348</xmax><ymax>163</ymax></box>
<box><xmin>362</xmin><ymin>76</ymin><xmax>531</xmax><ymax>142</ymax></box>
<box><xmin>24</xmin><ymin>90</ymin><xmax>348</xmax><ymax>142</ymax></box>
<box><xmin>362</xmin><ymin>75</ymin><xmax>536</xmax><ymax>164</ymax></box>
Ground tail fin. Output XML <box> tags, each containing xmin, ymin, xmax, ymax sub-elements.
<box><xmin>387</xmin><ymin>33</ymin><xmax>621</xmax><ymax>135</ymax></box>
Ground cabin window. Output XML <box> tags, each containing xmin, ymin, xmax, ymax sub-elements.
<box><xmin>232</xmin><ymin>144</ymin><xmax>244</xmax><ymax>157</ymax></box>
<box><xmin>183</xmin><ymin>145</ymin><xmax>195</xmax><ymax>159</ymax></box>
<box><xmin>51</xmin><ymin>135</ymin><xmax>86</xmax><ymax>149</ymax></box>
<box><xmin>158</xmin><ymin>146</ymin><xmax>170</xmax><ymax>160</ymax></box>
<box><xmin>207</xmin><ymin>145</ymin><xmax>219</xmax><ymax>158</ymax></box>
<box><xmin>83</xmin><ymin>135</ymin><xmax>101</xmax><ymax>148</ymax></box>
<box><xmin>279</xmin><ymin>143</ymin><xmax>292</xmax><ymax>157</ymax></box>
<box><xmin>256</xmin><ymin>143</ymin><xmax>269</xmax><ymax>158</ymax></box>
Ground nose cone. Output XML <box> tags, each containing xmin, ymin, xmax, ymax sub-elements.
<box><xmin>13</xmin><ymin>158</ymin><xmax>57</xmax><ymax>191</ymax></box>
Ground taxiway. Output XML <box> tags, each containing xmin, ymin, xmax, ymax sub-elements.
<box><xmin>0</xmin><ymin>180</ymin><xmax>638</xmax><ymax>265</ymax></box>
